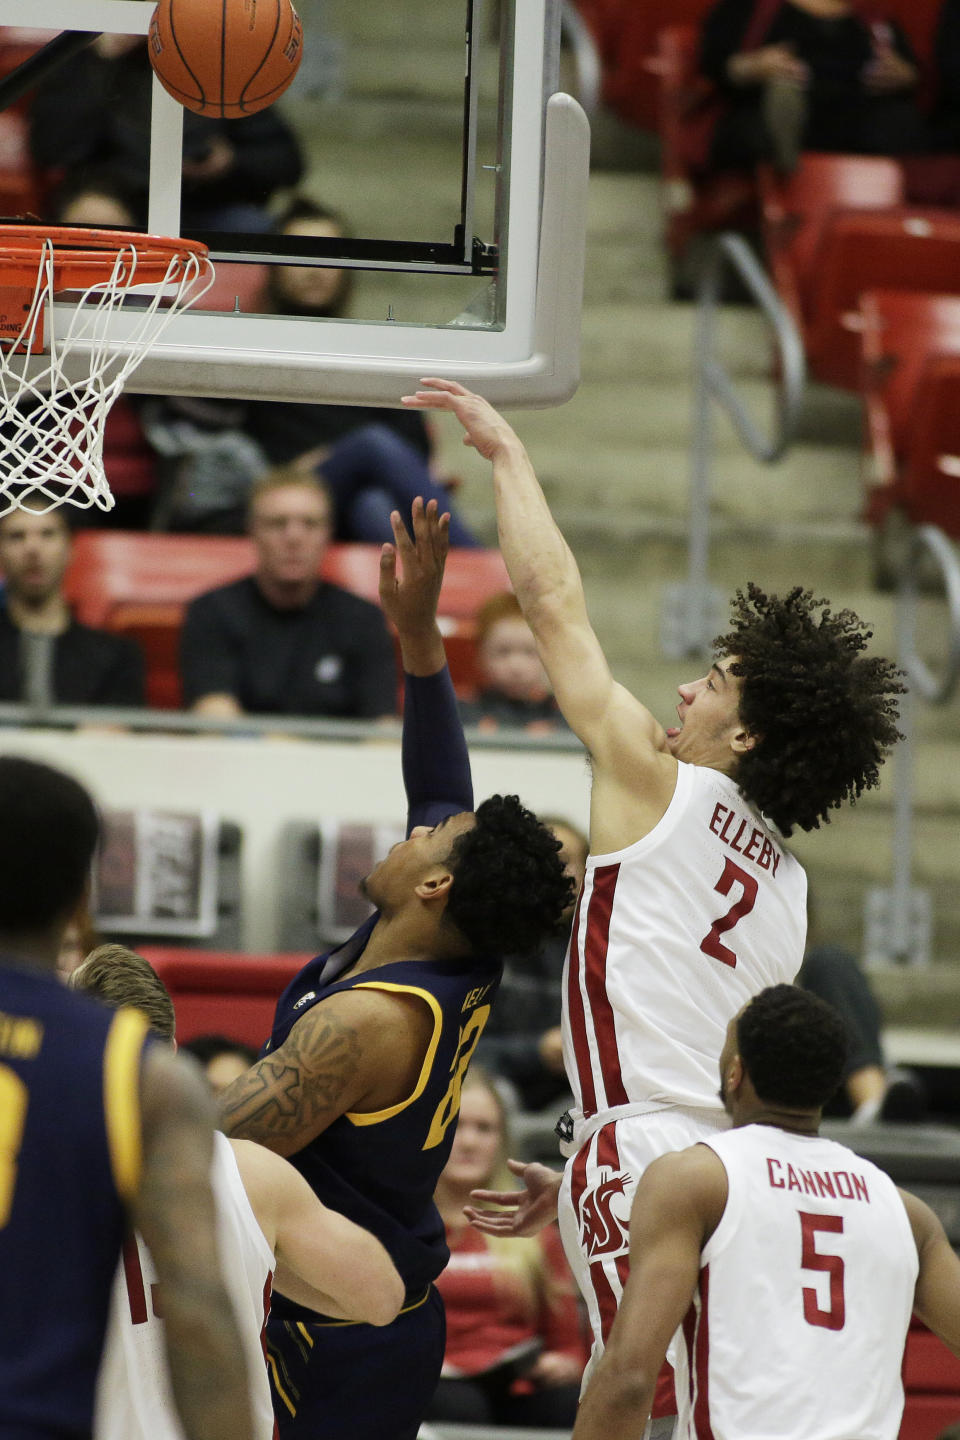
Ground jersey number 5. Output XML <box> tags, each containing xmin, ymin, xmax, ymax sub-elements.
<box><xmin>799</xmin><ymin>1211</ymin><xmax>845</xmax><ymax>1331</ymax></box>
<box><xmin>699</xmin><ymin>858</ymin><xmax>759</xmax><ymax>968</ymax></box>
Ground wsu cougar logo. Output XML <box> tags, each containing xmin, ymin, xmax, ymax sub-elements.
<box><xmin>578</xmin><ymin>1171</ymin><xmax>631</xmax><ymax>1259</ymax></box>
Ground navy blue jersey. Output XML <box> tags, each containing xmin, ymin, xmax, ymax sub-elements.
<box><xmin>267</xmin><ymin>946</ymin><xmax>499</xmax><ymax>1300</ymax></box>
<box><xmin>0</xmin><ymin>963</ymin><xmax>149</xmax><ymax>1439</ymax></box>
<box><xmin>267</xmin><ymin>664</ymin><xmax>502</xmax><ymax>1304</ymax></box>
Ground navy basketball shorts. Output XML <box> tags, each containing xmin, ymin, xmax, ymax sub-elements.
<box><xmin>266</xmin><ymin>1285</ymin><xmax>445</xmax><ymax>1440</ymax></box>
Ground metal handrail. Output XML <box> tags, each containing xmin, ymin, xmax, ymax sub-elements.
<box><xmin>663</xmin><ymin>231</ymin><xmax>806</xmax><ymax>657</ymax></box>
<box><xmin>695</xmin><ymin>232</ymin><xmax>806</xmax><ymax>464</ymax></box>
<box><xmin>864</xmin><ymin>524</ymin><xmax>960</xmax><ymax>967</ymax></box>
<box><xmin>897</xmin><ymin>523</ymin><xmax>960</xmax><ymax>705</ymax></box>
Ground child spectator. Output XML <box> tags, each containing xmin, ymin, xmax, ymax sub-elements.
<box><xmin>459</xmin><ymin>593</ymin><xmax>569</xmax><ymax>734</ymax></box>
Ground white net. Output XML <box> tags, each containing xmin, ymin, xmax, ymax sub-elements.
<box><xmin>0</xmin><ymin>234</ymin><xmax>214</xmax><ymax>515</ymax></box>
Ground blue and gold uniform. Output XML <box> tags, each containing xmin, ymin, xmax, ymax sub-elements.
<box><xmin>0</xmin><ymin>962</ymin><xmax>149</xmax><ymax>1440</ymax></box>
<box><xmin>264</xmin><ymin>666</ymin><xmax>501</xmax><ymax>1440</ymax></box>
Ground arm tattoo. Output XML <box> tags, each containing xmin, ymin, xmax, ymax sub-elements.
<box><xmin>219</xmin><ymin>1006</ymin><xmax>363</xmax><ymax>1149</ymax></box>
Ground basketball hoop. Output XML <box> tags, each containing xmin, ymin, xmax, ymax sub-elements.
<box><xmin>0</xmin><ymin>225</ymin><xmax>214</xmax><ymax>515</ymax></box>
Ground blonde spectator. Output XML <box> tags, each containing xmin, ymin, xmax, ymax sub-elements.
<box><xmin>426</xmin><ymin>1069</ymin><xmax>586</xmax><ymax>1429</ymax></box>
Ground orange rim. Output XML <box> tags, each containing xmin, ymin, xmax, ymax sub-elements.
<box><xmin>0</xmin><ymin>225</ymin><xmax>210</xmax><ymax>288</ymax></box>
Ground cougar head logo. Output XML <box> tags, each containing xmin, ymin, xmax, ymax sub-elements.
<box><xmin>578</xmin><ymin>1172</ymin><xmax>630</xmax><ymax>1259</ymax></box>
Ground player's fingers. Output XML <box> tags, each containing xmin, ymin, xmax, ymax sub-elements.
<box><xmin>468</xmin><ymin>1187</ymin><xmax>521</xmax><ymax>1206</ymax></box>
<box><xmin>505</xmin><ymin>1158</ymin><xmax>529</xmax><ymax>1177</ymax></box>
<box><xmin>418</xmin><ymin>377</ymin><xmax>470</xmax><ymax>396</ymax></box>
<box><xmin>390</xmin><ymin>507</ymin><xmax>415</xmax><ymax>554</ymax></box>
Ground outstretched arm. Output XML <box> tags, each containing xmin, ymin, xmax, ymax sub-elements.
<box><xmin>572</xmin><ymin>1148</ymin><xmax>725</xmax><ymax>1440</ymax></box>
<box><xmin>403</xmin><ymin>382</ymin><xmax>676</xmax><ymax>845</ymax></box>
<box><xmin>231</xmin><ymin>1139</ymin><xmax>405</xmax><ymax>1327</ymax></box>
<box><xmin>379</xmin><ymin>497</ymin><xmax>473</xmax><ymax>828</ymax></box>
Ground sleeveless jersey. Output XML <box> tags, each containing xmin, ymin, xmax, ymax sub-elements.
<box><xmin>266</xmin><ymin>939</ymin><xmax>500</xmax><ymax>1307</ymax></box>
<box><xmin>677</xmin><ymin>1124</ymin><xmax>919</xmax><ymax>1440</ymax></box>
<box><xmin>0</xmin><ymin>963</ymin><xmax>149</xmax><ymax>1439</ymax></box>
<box><xmin>563</xmin><ymin>763</ymin><xmax>807</xmax><ymax>1125</ymax></box>
<box><xmin>95</xmin><ymin>1132</ymin><xmax>275</xmax><ymax>1440</ymax></box>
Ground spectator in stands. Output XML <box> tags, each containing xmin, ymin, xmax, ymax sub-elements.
<box><xmin>180</xmin><ymin>470</ymin><xmax>397</xmax><ymax>719</ymax></box>
<box><xmin>459</xmin><ymin>593</ymin><xmax>569</xmax><ymax>734</ymax></box>
<box><xmin>47</xmin><ymin>165</ymin><xmax>144</xmax><ymax>230</ymax></box>
<box><xmin>29</xmin><ymin>34</ymin><xmax>302</xmax><ymax>233</ymax></box>
<box><xmin>800</xmin><ymin>938</ymin><xmax>927</xmax><ymax>1122</ymax></box>
<box><xmin>425</xmin><ymin>1068</ymin><xmax>587</xmax><ymax>1430</ymax></box>
<box><xmin>0</xmin><ymin>505</ymin><xmax>145</xmax><ymax>707</ymax></box>
<box><xmin>181</xmin><ymin>1034</ymin><xmax>261</xmax><ymax>1096</ymax></box>
<box><xmin>700</xmin><ymin>0</ymin><xmax>924</xmax><ymax>175</ymax></box>
<box><xmin>477</xmin><ymin>817</ymin><xmax>587</xmax><ymax>1113</ymax></box>
<box><xmin>140</xmin><ymin>198</ymin><xmax>479</xmax><ymax>544</ymax></box>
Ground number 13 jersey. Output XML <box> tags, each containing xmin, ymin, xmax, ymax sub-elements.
<box><xmin>679</xmin><ymin>1124</ymin><xmax>918</xmax><ymax>1440</ymax></box>
<box><xmin>563</xmin><ymin>762</ymin><xmax>807</xmax><ymax>1125</ymax></box>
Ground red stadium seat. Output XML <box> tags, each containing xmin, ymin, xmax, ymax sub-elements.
<box><xmin>64</xmin><ymin>532</ymin><xmax>511</xmax><ymax>708</ymax></box>
<box><xmin>799</xmin><ymin>208</ymin><xmax>960</xmax><ymax>391</ymax></box>
<box><xmin>760</xmin><ymin>154</ymin><xmax>905</xmax><ymax>329</ymax></box>
<box><xmin>859</xmin><ymin>290</ymin><xmax>960</xmax><ymax>539</ymax></box>
<box><xmin>900</xmin><ymin>1320</ymin><xmax>960</xmax><ymax>1439</ymax></box>
<box><xmin>195</xmin><ymin>261</ymin><xmax>269</xmax><ymax>314</ymax></box>
<box><xmin>140</xmin><ymin>947</ymin><xmax>309</xmax><ymax>1047</ymax></box>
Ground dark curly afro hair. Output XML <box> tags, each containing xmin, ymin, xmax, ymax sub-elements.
<box><xmin>714</xmin><ymin>584</ymin><xmax>905</xmax><ymax>836</ymax></box>
<box><xmin>442</xmin><ymin>795</ymin><xmax>575</xmax><ymax>957</ymax></box>
<box><xmin>737</xmin><ymin>984</ymin><xmax>848</xmax><ymax>1111</ymax></box>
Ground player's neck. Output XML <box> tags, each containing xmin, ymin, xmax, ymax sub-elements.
<box><xmin>351</xmin><ymin>911</ymin><xmax>442</xmax><ymax>973</ymax></box>
<box><xmin>742</xmin><ymin>1107</ymin><xmax>821</xmax><ymax>1137</ymax></box>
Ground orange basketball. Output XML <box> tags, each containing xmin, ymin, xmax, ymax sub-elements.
<box><xmin>148</xmin><ymin>0</ymin><xmax>303</xmax><ymax>120</ymax></box>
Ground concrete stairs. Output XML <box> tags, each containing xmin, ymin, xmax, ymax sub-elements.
<box><xmin>281</xmin><ymin>1</ymin><xmax>960</xmax><ymax>991</ymax></box>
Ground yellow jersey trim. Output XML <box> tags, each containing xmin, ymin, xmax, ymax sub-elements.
<box><xmin>345</xmin><ymin>983</ymin><xmax>443</xmax><ymax>1127</ymax></box>
<box><xmin>304</xmin><ymin>1285</ymin><xmax>432</xmax><ymax>1328</ymax></box>
<box><xmin>266</xmin><ymin>1347</ymin><xmax>297</xmax><ymax>1417</ymax></box>
<box><xmin>103</xmin><ymin>1008</ymin><xmax>150</xmax><ymax>1202</ymax></box>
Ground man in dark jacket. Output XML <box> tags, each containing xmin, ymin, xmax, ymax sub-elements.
<box><xmin>0</xmin><ymin>506</ymin><xmax>144</xmax><ymax>707</ymax></box>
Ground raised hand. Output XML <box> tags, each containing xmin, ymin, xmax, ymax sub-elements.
<box><xmin>401</xmin><ymin>377</ymin><xmax>522</xmax><ymax>463</ymax></box>
<box><xmin>378</xmin><ymin>496</ymin><xmax>449</xmax><ymax>632</ymax></box>
<box><xmin>464</xmin><ymin>1158</ymin><xmax>563</xmax><ymax>1238</ymax></box>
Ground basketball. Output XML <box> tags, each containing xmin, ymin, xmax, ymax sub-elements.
<box><xmin>148</xmin><ymin>0</ymin><xmax>303</xmax><ymax>120</ymax></box>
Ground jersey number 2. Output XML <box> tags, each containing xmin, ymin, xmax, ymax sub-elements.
<box><xmin>699</xmin><ymin>858</ymin><xmax>758</xmax><ymax>968</ymax></box>
<box><xmin>799</xmin><ymin>1211</ymin><xmax>845</xmax><ymax>1331</ymax></box>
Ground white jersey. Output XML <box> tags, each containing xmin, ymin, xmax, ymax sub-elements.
<box><xmin>95</xmin><ymin>1132</ymin><xmax>276</xmax><ymax>1440</ymax></box>
<box><xmin>676</xmin><ymin>1124</ymin><xmax>919</xmax><ymax>1440</ymax></box>
<box><xmin>563</xmin><ymin>762</ymin><xmax>807</xmax><ymax>1133</ymax></box>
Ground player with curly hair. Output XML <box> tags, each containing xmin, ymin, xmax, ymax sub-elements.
<box><xmin>218</xmin><ymin>497</ymin><xmax>572</xmax><ymax>1440</ymax></box>
<box><xmin>402</xmin><ymin>381</ymin><xmax>904</xmax><ymax>1435</ymax></box>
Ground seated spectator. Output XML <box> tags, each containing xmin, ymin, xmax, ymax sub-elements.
<box><xmin>0</xmin><ymin>504</ymin><xmax>145</xmax><ymax>707</ymax></box>
<box><xmin>180</xmin><ymin>470</ymin><xmax>397</xmax><ymax>719</ymax></box>
<box><xmin>141</xmin><ymin>198</ymin><xmax>480</xmax><ymax>544</ymax></box>
<box><xmin>47</xmin><ymin>164</ymin><xmax>145</xmax><ymax>230</ymax></box>
<box><xmin>700</xmin><ymin>0</ymin><xmax>924</xmax><ymax>175</ymax></box>
<box><xmin>426</xmin><ymin>1069</ymin><xmax>586</xmax><ymax>1430</ymax></box>
<box><xmin>459</xmin><ymin>593</ymin><xmax>569</xmax><ymax>734</ymax></box>
<box><xmin>799</xmin><ymin>937</ymin><xmax>926</xmax><ymax>1122</ymax></box>
<box><xmin>29</xmin><ymin>34</ymin><xmax>303</xmax><ymax>233</ymax></box>
<box><xmin>180</xmin><ymin>1033</ymin><xmax>260</xmax><ymax>1095</ymax></box>
<box><xmin>477</xmin><ymin>816</ymin><xmax>587</xmax><ymax>1112</ymax></box>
